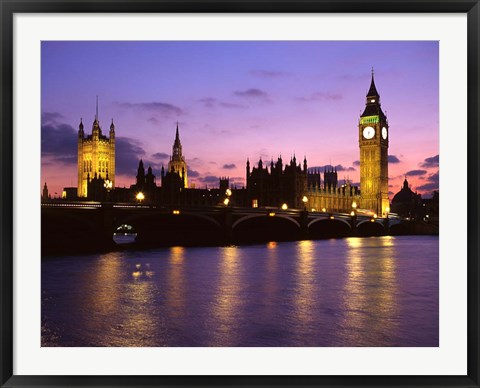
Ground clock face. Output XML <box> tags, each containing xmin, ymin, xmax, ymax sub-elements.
<box><xmin>363</xmin><ymin>126</ymin><xmax>375</xmax><ymax>139</ymax></box>
<box><xmin>382</xmin><ymin>127</ymin><xmax>388</xmax><ymax>139</ymax></box>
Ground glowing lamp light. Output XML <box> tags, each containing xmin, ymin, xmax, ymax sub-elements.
<box><xmin>172</xmin><ymin>210</ymin><xmax>180</xmax><ymax>215</ymax></box>
<box><xmin>352</xmin><ymin>201</ymin><xmax>357</xmax><ymax>209</ymax></box>
<box><xmin>350</xmin><ymin>211</ymin><xmax>355</xmax><ymax>216</ymax></box>
<box><xmin>268</xmin><ymin>212</ymin><xmax>276</xmax><ymax>217</ymax></box>
<box><xmin>136</xmin><ymin>192</ymin><xmax>145</xmax><ymax>202</ymax></box>
<box><xmin>104</xmin><ymin>179</ymin><xmax>113</xmax><ymax>190</ymax></box>
<box><xmin>373</xmin><ymin>213</ymin><xmax>378</xmax><ymax>219</ymax></box>
<box><xmin>329</xmin><ymin>215</ymin><xmax>334</xmax><ymax>220</ymax></box>
<box><xmin>302</xmin><ymin>196</ymin><xmax>308</xmax><ymax>204</ymax></box>
<box><xmin>322</xmin><ymin>208</ymin><xmax>327</xmax><ymax>212</ymax></box>
<box><xmin>370</xmin><ymin>218</ymin><xmax>375</xmax><ymax>222</ymax></box>
<box><xmin>226</xmin><ymin>189</ymin><xmax>232</xmax><ymax>197</ymax></box>
<box><xmin>386</xmin><ymin>206</ymin><xmax>390</xmax><ymax>213</ymax></box>
<box><xmin>281</xmin><ymin>203</ymin><xmax>288</xmax><ymax>210</ymax></box>
<box><xmin>223</xmin><ymin>198</ymin><xmax>230</xmax><ymax>206</ymax></box>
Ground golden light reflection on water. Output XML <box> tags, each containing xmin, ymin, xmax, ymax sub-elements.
<box><xmin>79</xmin><ymin>252</ymin><xmax>156</xmax><ymax>346</ymax></box>
<box><xmin>165</xmin><ymin>246</ymin><xmax>186</xmax><ymax>319</ymax></box>
<box><xmin>294</xmin><ymin>240</ymin><xmax>316</xmax><ymax>327</ymax></box>
<box><xmin>341</xmin><ymin>237</ymin><xmax>399</xmax><ymax>345</ymax></box>
<box><xmin>83</xmin><ymin>252</ymin><xmax>123</xmax><ymax>322</ymax></box>
<box><xmin>210</xmin><ymin>246</ymin><xmax>243</xmax><ymax>345</ymax></box>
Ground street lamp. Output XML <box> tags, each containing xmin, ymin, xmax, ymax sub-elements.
<box><xmin>103</xmin><ymin>179</ymin><xmax>112</xmax><ymax>202</ymax></box>
<box><xmin>352</xmin><ymin>201</ymin><xmax>357</xmax><ymax>210</ymax></box>
<box><xmin>224</xmin><ymin>188</ymin><xmax>232</xmax><ymax>206</ymax></box>
<box><xmin>302</xmin><ymin>195</ymin><xmax>308</xmax><ymax>211</ymax></box>
<box><xmin>136</xmin><ymin>192</ymin><xmax>145</xmax><ymax>204</ymax></box>
<box><xmin>281</xmin><ymin>203</ymin><xmax>288</xmax><ymax>210</ymax></box>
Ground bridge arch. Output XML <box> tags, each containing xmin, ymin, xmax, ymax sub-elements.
<box><xmin>308</xmin><ymin>218</ymin><xmax>352</xmax><ymax>238</ymax></box>
<box><xmin>356</xmin><ymin>219</ymin><xmax>386</xmax><ymax>236</ymax></box>
<box><xmin>308</xmin><ymin>217</ymin><xmax>351</xmax><ymax>229</ymax></box>
<box><xmin>115</xmin><ymin>211</ymin><xmax>224</xmax><ymax>246</ymax></box>
<box><xmin>232</xmin><ymin>214</ymin><xmax>300</xmax><ymax>230</ymax></box>
<box><xmin>232</xmin><ymin>214</ymin><xmax>301</xmax><ymax>243</ymax></box>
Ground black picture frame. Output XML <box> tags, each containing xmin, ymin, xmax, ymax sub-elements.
<box><xmin>1</xmin><ymin>1</ymin><xmax>479</xmax><ymax>387</ymax></box>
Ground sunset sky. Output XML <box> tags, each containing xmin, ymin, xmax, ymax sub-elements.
<box><xmin>41</xmin><ymin>41</ymin><xmax>439</xmax><ymax>199</ymax></box>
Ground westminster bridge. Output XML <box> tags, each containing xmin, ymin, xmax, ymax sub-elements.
<box><xmin>41</xmin><ymin>201</ymin><xmax>411</xmax><ymax>255</ymax></box>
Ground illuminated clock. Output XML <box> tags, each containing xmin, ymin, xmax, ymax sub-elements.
<box><xmin>382</xmin><ymin>127</ymin><xmax>388</xmax><ymax>139</ymax></box>
<box><xmin>363</xmin><ymin>126</ymin><xmax>375</xmax><ymax>139</ymax></box>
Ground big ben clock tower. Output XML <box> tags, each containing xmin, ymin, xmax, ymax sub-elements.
<box><xmin>359</xmin><ymin>70</ymin><xmax>389</xmax><ymax>217</ymax></box>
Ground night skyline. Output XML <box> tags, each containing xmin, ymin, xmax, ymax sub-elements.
<box><xmin>41</xmin><ymin>41</ymin><xmax>439</xmax><ymax>198</ymax></box>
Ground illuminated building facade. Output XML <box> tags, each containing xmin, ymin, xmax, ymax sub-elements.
<box><xmin>167</xmin><ymin>123</ymin><xmax>188</xmax><ymax>188</ymax></box>
<box><xmin>77</xmin><ymin>99</ymin><xmax>115</xmax><ymax>197</ymax></box>
<box><xmin>246</xmin><ymin>156</ymin><xmax>360</xmax><ymax>212</ymax></box>
<box><xmin>358</xmin><ymin>71</ymin><xmax>390</xmax><ymax>216</ymax></box>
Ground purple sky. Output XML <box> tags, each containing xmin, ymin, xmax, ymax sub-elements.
<box><xmin>41</xmin><ymin>41</ymin><xmax>439</xmax><ymax>198</ymax></box>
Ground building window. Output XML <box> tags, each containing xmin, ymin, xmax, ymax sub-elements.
<box><xmin>252</xmin><ymin>199</ymin><xmax>258</xmax><ymax>208</ymax></box>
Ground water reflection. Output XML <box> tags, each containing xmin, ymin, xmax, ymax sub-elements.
<box><xmin>210</xmin><ymin>246</ymin><xmax>244</xmax><ymax>345</ymax></box>
<box><xmin>42</xmin><ymin>236</ymin><xmax>438</xmax><ymax>347</ymax></box>
<box><xmin>165</xmin><ymin>246</ymin><xmax>186</xmax><ymax>319</ymax></box>
<box><xmin>341</xmin><ymin>237</ymin><xmax>399</xmax><ymax>345</ymax></box>
<box><xmin>293</xmin><ymin>240</ymin><xmax>316</xmax><ymax>329</ymax></box>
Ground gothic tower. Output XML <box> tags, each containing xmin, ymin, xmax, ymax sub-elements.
<box><xmin>167</xmin><ymin>122</ymin><xmax>188</xmax><ymax>187</ymax></box>
<box><xmin>359</xmin><ymin>70</ymin><xmax>389</xmax><ymax>216</ymax></box>
<box><xmin>77</xmin><ymin>97</ymin><xmax>116</xmax><ymax>197</ymax></box>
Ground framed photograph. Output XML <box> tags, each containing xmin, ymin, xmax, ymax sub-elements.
<box><xmin>1</xmin><ymin>1</ymin><xmax>479</xmax><ymax>387</ymax></box>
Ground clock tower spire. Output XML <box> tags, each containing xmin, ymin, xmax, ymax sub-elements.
<box><xmin>359</xmin><ymin>70</ymin><xmax>389</xmax><ymax>217</ymax></box>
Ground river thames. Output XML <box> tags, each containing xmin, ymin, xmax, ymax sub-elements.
<box><xmin>41</xmin><ymin>235</ymin><xmax>438</xmax><ymax>347</ymax></box>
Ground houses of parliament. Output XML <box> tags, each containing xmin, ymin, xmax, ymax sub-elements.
<box><xmin>53</xmin><ymin>72</ymin><xmax>391</xmax><ymax>217</ymax></box>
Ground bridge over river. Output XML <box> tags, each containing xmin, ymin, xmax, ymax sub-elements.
<box><xmin>42</xmin><ymin>201</ymin><xmax>410</xmax><ymax>255</ymax></box>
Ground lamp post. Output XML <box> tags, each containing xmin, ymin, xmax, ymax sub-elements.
<box><xmin>302</xmin><ymin>195</ymin><xmax>308</xmax><ymax>211</ymax></box>
<box><xmin>136</xmin><ymin>192</ymin><xmax>145</xmax><ymax>205</ymax></box>
<box><xmin>384</xmin><ymin>206</ymin><xmax>390</xmax><ymax>232</ymax></box>
<box><xmin>351</xmin><ymin>200</ymin><xmax>357</xmax><ymax>233</ymax></box>
<box><xmin>224</xmin><ymin>188</ymin><xmax>232</xmax><ymax>206</ymax></box>
<box><xmin>103</xmin><ymin>179</ymin><xmax>112</xmax><ymax>202</ymax></box>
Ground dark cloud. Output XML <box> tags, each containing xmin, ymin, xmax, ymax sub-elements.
<box><xmin>406</xmin><ymin>169</ymin><xmax>427</xmax><ymax>177</ymax></box>
<box><xmin>117</xmin><ymin>101</ymin><xmax>183</xmax><ymax>116</ymax></box>
<box><xmin>295</xmin><ymin>92</ymin><xmax>342</xmax><ymax>102</ymax></box>
<box><xmin>198</xmin><ymin>97</ymin><xmax>217</xmax><ymax>108</ymax></box>
<box><xmin>222</xmin><ymin>163</ymin><xmax>236</xmax><ymax>170</ymax></box>
<box><xmin>198</xmin><ymin>175</ymin><xmax>219</xmax><ymax>185</ymax></box>
<box><xmin>228</xmin><ymin>177</ymin><xmax>246</xmax><ymax>187</ymax></box>
<box><xmin>147</xmin><ymin>117</ymin><xmax>159</xmax><ymax>124</ymax></box>
<box><xmin>42</xmin><ymin>111</ymin><xmax>64</xmax><ymax>124</ymax></box>
<box><xmin>115</xmin><ymin>137</ymin><xmax>146</xmax><ymax>176</ymax></box>
<box><xmin>428</xmin><ymin>171</ymin><xmax>439</xmax><ymax>183</ymax></box>
<box><xmin>41</xmin><ymin>122</ymin><xmax>77</xmax><ymax>165</ymax></box>
<box><xmin>249</xmin><ymin>70</ymin><xmax>291</xmax><ymax>78</ymax></box>
<box><xmin>352</xmin><ymin>160</ymin><xmax>360</xmax><ymax>166</ymax></box>
<box><xmin>152</xmin><ymin>152</ymin><xmax>169</xmax><ymax>160</ymax></box>
<box><xmin>310</xmin><ymin>164</ymin><xmax>356</xmax><ymax>172</ymax></box>
<box><xmin>416</xmin><ymin>182</ymin><xmax>439</xmax><ymax>192</ymax></box>
<box><xmin>234</xmin><ymin>88</ymin><xmax>269</xmax><ymax>99</ymax></box>
<box><xmin>420</xmin><ymin>154</ymin><xmax>439</xmax><ymax>168</ymax></box>
<box><xmin>388</xmin><ymin>155</ymin><xmax>401</xmax><ymax>163</ymax></box>
<box><xmin>187</xmin><ymin>167</ymin><xmax>200</xmax><ymax>178</ymax></box>
<box><xmin>198</xmin><ymin>97</ymin><xmax>249</xmax><ymax>110</ymax></box>
<box><xmin>219</xmin><ymin>102</ymin><xmax>247</xmax><ymax>109</ymax></box>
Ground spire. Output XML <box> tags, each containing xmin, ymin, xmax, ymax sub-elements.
<box><xmin>110</xmin><ymin>118</ymin><xmax>115</xmax><ymax>131</ymax></box>
<box><xmin>174</xmin><ymin>121</ymin><xmax>180</xmax><ymax>146</ymax></box>
<box><xmin>367</xmin><ymin>68</ymin><xmax>379</xmax><ymax>98</ymax></box>
<box><xmin>79</xmin><ymin>118</ymin><xmax>84</xmax><ymax>130</ymax></box>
